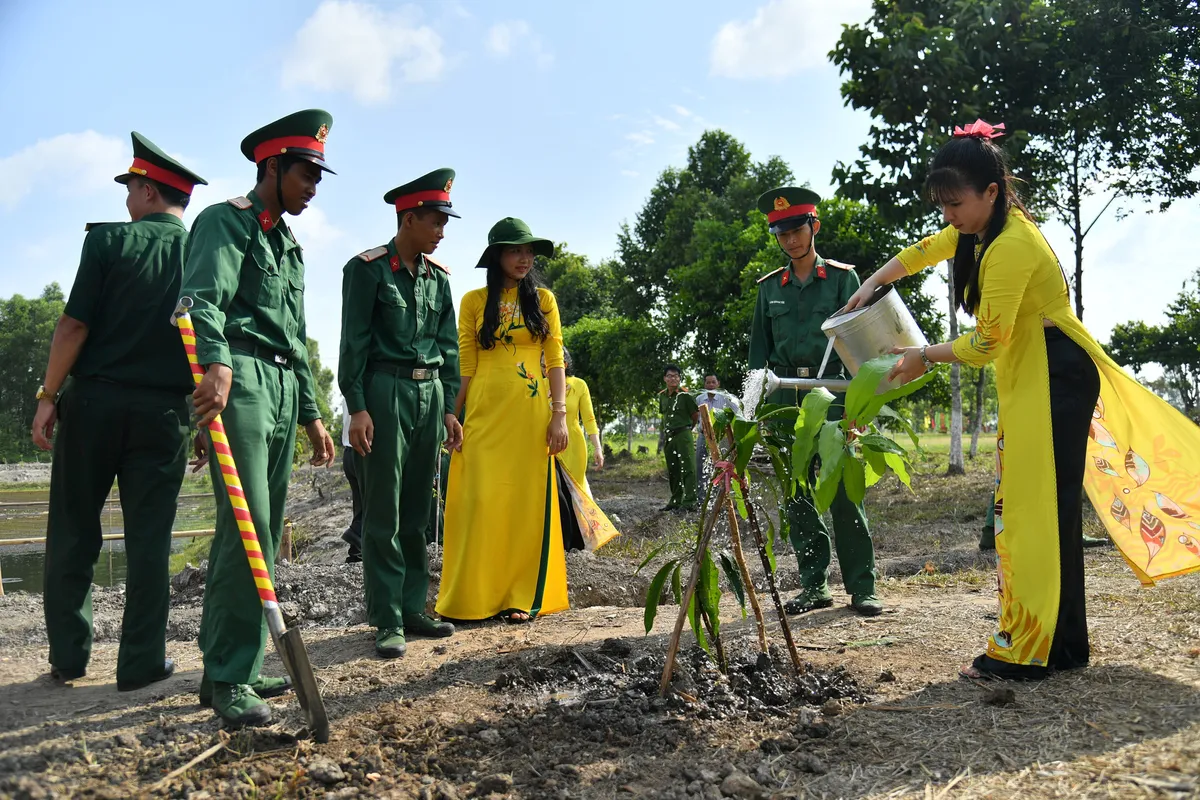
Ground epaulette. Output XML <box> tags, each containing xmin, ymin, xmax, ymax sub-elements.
<box><xmin>426</xmin><ymin>256</ymin><xmax>451</xmax><ymax>275</ymax></box>
<box><xmin>84</xmin><ymin>222</ymin><xmax>118</xmax><ymax>232</ymax></box>
<box><xmin>356</xmin><ymin>246</ymin><xmax>388</xmax><ymax>262</ymax></box>
<box><xmin>226</xmin><ymin>196</ymin><xmax>253</xmax><ymax>210</ymax></box>
<box><xmin>757</xmin><ymin>266</ymin><xmax>787</xmax><ymax>284</ymax></box>
<box><xmin>825</xmin><ymin>259</ymin><xmax>855</xmax><ymax>271</ymax></box>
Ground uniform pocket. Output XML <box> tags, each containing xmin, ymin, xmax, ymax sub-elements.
<box><xmin>251</xmin><ymin>249</ymin><xmax>283</xmax><ymax>310</ymax></box>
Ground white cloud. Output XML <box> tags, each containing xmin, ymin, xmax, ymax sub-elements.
<box><xmin>0</xmin><ymin>131</ymin><xmax>127</xmax><ymax>210</ymax></box>
<box><xmin>653</xmin><ymin>115</ymin><xmax>681</xmax><ymax>132</ymax></box>
<box><xmin>711</xmin><ymin>0</ymin><xmax>871</xmax><ymax>79</ymax></box>
<box><xmin>671</xmin><ymin>105</ymin><xmax>694</xmax><ymax>118</ymax></box>
<box><xmin>485</xmin><ymin>20</ymin><xmax>554</xmax><ymax>68</ymax></box>
<box><xmin>626</xmin><ymin>131</ymin><xmax>655</xmax><ymax>147</ymax></box>
<box><xmin>288</xmin><ymin>205</ymin><xmax>345</xmax><ymax>254</ymax></box>
<box><xmin>282</xmin><ymin>1</ymin><xmax>445</xmax><ymax>105</ymax></box>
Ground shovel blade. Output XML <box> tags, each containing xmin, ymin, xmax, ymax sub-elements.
<box><xmin>275</xmin><ymin>626</ymin><xmax>330</xmax><ymax>743</ymax></box>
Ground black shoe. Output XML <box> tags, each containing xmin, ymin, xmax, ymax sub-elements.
<box><xmin>783</xmin><ymin>595</ymin><xmax>834</xmax><ymax>615</ymax></box>
<box><xmin>661</xmin><ymin>504</ymin><xmax>679</xmax><ymax>512</ymax></box>
<box><xmin>1082</xmin><ymin>535</ymin><xmax>1111</xmax><ymax>549</ymax></box>
<box><xmin>345</xmin><ymin>551</ymin><xmax>362</xmax><ymax>564</ymax></box>
<box><xmin>403</xmin><ymin>613</ymin><xmax>455</xmax><ymax>638</ymax></box>
<box><xmin>117</xmin><ymin>658</ymin><xmax>176</xmax><ymax>692</ymax></box>
<box><xmin>342</xmin><ymin>528</ymin><xmax>362</xmax><ymax>550</ymax></box>
<box><xmin>50</xmin><ymin>666</ymin><xmax>86</xmax><ymax>683</ymax></box>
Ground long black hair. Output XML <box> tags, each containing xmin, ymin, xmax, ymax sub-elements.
<box><xmin>477</xmin><ymin>249</ymin><xmax>551</xmax><ymax>350</ymax></box>
<box><xmin>925</xmin><ymin>136</ymin><xmax>1032</xmax><ymax>315</ymax></box>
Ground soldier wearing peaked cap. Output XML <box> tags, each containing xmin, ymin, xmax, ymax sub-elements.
<box><xmin>339</xmin><ymin>168</ymin><xmax>462</xmax><ymax>659</ymax></box>
<box><xmin>180</xmin><ymin>110</ymin><xmax>337</xmax><ymax>727</ymax></box>
<box><xmin>32</xmin><ymin>132</ymin><xmax>207</xmax><ymax>691</ymax></box>
<box><xmin>748</xmin><ymin>186</ymin><xmax>882</xmax><ymax>618</ymax></box>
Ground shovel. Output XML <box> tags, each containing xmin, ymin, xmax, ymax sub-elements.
<box><xmin>172</xmin><ymin>297</ymin><xmax>330</xmax><ymax>743</ymax></box>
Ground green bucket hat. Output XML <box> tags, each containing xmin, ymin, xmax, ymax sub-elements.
<box><xmin>476</xmin><ymin>217</ymin><xmax>554</xmax><ymax>268</ymax></box>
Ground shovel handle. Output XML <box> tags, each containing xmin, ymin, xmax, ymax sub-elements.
<box><xmin>173</xmin><ymin>299</ymin><xmax>279</xmax><ymax>610</ymax></box>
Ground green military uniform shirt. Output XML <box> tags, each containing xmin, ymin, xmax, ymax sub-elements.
<box><xmin>660</xmin><ymin>389</ymin><xmax>699</xmax><ymax>432</ymax></box>
<box><xmin>337</xmin><ymin>240</ymin><xmax>460</xmax><ymax>415</ymax></box>
<box><xmin>748</xmin><ymin>255</ymin><xmax>861</xmax><ymax>376</ymax></box>
<box><xmin>180</xmin><ymin>190</ymin><xmax>321</xmax><ymax>423</ymax></box>
<box><xmin>65</xmin><ymin>214</ymin><xmax>193</xmax><ymax>392</ymax></box>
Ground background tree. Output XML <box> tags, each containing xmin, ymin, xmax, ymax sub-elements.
<box><xmin>295</xmin><ymin>337</ymin><xmax>336</xmax><ymax>462</ymax></box>
<box><xmin>0</xmin><ymin>284</ymin><xmax>64</xmax><ymax>462</ymax></box>
<box><xmin>538</xmin><ymin>244</ymin><xmax>617</xmax><ymax>327</ymax></box>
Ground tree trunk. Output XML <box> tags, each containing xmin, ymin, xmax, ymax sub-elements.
<box><xmin>969</xmin><ymin>367</ymin><xmax>986</xmax><ymax>459</ymax></box>
<box><xmin>1071</xmin><ymin>143</ymin><xmax>1085</xmax><ymax>320</ymax></box>
<box><xmin>626</xmin><ymin>402</ymin><xmax>634</xmax><ymax>453</ymax></box>
<box><xmin>946</xmin><ymin>261</ymin><xmax>965</xmax><ymax>476</ymax></box>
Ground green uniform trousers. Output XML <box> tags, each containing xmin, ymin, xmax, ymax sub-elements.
<box><xmin>664</xmin><ymin>427</ymin><xmax>697</xmax><ymax>507</ymax></box>
<box><xmin>198</xmin><ymin>353</ymin><xmax>298</xmax><ymax>685</ymax></box>
<box><xmin>770</xmin><ymin>387</ymin><xmax>877</xmax><ymax>599</ymax></box>
<box><xmin>358</xmin><ymin>371</ymin><xmax>444</xmax><ymax>629</ymax></box>
<box><xmin>44</xmin><ymin>378</ymin><xmax>189</xmax><ymax>682</ymax></box>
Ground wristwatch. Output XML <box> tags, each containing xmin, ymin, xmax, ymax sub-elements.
<box><xmin>36</xmin><ymin>384</ymin><xmax>58</xmax><ymax>402</ymax></box>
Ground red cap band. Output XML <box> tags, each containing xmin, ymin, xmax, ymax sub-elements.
<box><xmin>393</xmin><ymin>189</ymin><xmax>451</xmax><ymax>212</ymax></box>
<box><xmin>252</xmin><ymin>135</ymin><xmax>326</xmax><ymax>164</ymax></box>
<box><xmin>766</xmin><ymin>204</ymin><xmax>816</xmax><ymax>224</ymax></box>
<box><xmin>128</xmin><ymin>157</ymin><xmax>196</xmax><ymax>195</ymax></box>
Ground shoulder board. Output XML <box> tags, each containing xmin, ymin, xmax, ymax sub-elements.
<box><xmin>757</xmin><ymin>266</ymin><xmax>787</xmax><ymax>284</ymax></box>
<box><xmin>84</xmin><ymin>222</ymin><xmax>118</xmax><ymax>232</ymax></box>
<box><xmin>226</xmin><ymin>196</ymin><xmax>252</xmax><ymax>210</ymax></box>
<box><xmin>426</xmin><ymin>256</ymin><xmax>451</xmax><ymax>275</ymax></box>
<box><xmin>824</xmin><ymin>259</ymin><xmax>855</xmax><ymax>271</ymax></box>
<box><xmin>356</xmin><ymin>246</ymin><xmax>389</xmax><ymax>262</ymax></box>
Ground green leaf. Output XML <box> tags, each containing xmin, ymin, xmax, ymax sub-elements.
<box><xmin>878</xmin><ymin>404</ymin><xmax>921</xmax><ymax>450</ymax></box>
<box><xmin>844</xmin><ymin>354</ymin><xmax>900</xmax><ymax>425</ymax></box>
<box><xmin>712</xmin><ymin>406</ymin><xmax>735</xmax><ymax>437</ymax></box>
<box><xmin>755</xmin><ymin>405</ymin><xmax>801</xmax><ymax>424</ymax></box>
<box><xmin>884</xmin><ymin>451</ymin><xmax>912</xmax><ymax>490</ymax></box>
<box><xmin>859</xmin><ymin>434</ymin><xmax>905</xmax><ymax>455</ymax></box>
<box><xmin>636</xmin><ymin>544</ymin><xmax>666</xmax><ymax>573</ymax></box>
<box><xmin>731</xmin><ymin>418</ymin><xmax>760</xmax><ymax>474</ymax></box>
<box><xmin>697</xmin><ymin>549</ymin><xmax>722</xmax><ymax>643</ymax></box>
<box><xmin>862</xmin><ymin>443</ymin><xmax>889</xmax><ymax>479</ymax></box>
<box><xmin>792</xmin><ymin>388</ymin><xmax>835</xmax><ymax>489</ymax></box>
<box><xmin>843</xmin><ymin>456</ymin><xmax>866</xmax><ymax>505</ymax></box>
<box><xmin>730</xmin><ymin>476</ymin><xmax>748</xmax><ymax>518</ymax></box>
<box><xmin>718</xmin><ymin>550</ymin><xmax>747</xmax><ymax>617</ymax></box>
<box><xmin>687</xmin><ymin>592</ymin><xmax>710</xmax><ymax>655</ymax></box>
<box><xmin>643</xmin><ymin>559</ymin><xmax>677</xmax><ymax>634</ymax></box>
<box><xmin>671</xmin><ymin>563</ymin><xmax>682</xmax><ymax>605</ymax></box>
<box><xmin>857</xmin><ymin>368</ymin><xmax>939</xmax><ymax>429</ymax></box>
<box><xmin>813</xmin><ymin>453</ymin><xmax>846</xmax><ymax>514</ymax></box>
<box><xmin>765</xmin><ymin>443</ymin><xmax>791</xmax><ymax>492</ymax></box>
<box><xmin>817</xmin><ymin>421</ymin><xmax>847</xmax><ymax>482</ymax></box>
<box><xmin>862</xmin><ymin>450</ymin><xmax>883</xmax><ymax>488</ymax></box>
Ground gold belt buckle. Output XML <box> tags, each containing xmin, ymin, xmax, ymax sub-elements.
<box><xmin>412</xmin><ymin>368</ymin><xmax>429</xmax><ymax>380</ymax></box>
<box><xmin>797</xmin><ymin>367</ymin><xmax>810</xmax><ymax>378</ymax></box>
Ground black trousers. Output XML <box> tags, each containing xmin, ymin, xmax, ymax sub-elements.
<box><xmin>343</xmin><ymin>447</ymin><xmax>364</xmax><ymax>557</ymax></box>
<box><xmin>978</xmin><ymin>328</ymin><xmax>1100</xmax><ymax>678</ymax></box>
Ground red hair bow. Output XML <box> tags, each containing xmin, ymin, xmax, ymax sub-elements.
<box><xmin>953</xmin><ymin>119</ymin><xmax>1006</xmax><ymax>139</ymax></box>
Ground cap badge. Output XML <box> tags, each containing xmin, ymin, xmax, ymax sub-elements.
<box><xmin>444</xmin><ymin>178</ymin><xmax>453</xmax><ymax>193</ymax></box>
<box><xmin>773</xmin><ymin>197</ymin><xmax>791</xmax><ymax>211</ymax></box>
<box><xmin>315</xmin><ymin>124</ymin><xmax>329</xmax><ymax>144</ymax></box>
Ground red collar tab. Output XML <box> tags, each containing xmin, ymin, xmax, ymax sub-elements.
<box><xmin>781</xmin><ymin>269</ymin><xmax>790</xmax><ymax>287</ymax></box>
<box><xmin>392</xmin><ymin>189</ymin><xmax>451</xmax><ymax>212</ymax></box>
<box><xmin>257</xmin><ymin>209</ymin><xmax>275</xmax><ymax>232</ymax></box>
<box><xmin>252</xmin><ymin>134</ymin><xmax>327</xmax><ymax>164</ymax></box>
<box><xmin>815</xmin><ymin>263</ymin><xmax>827</xmax><ymax>279</ymax></box>
<box><xmin>128</xmin><ymin>158</ymin><xmax>196</xmax><ymax>195</ymax></box>
<box><xmin>390</xmin><ymin>255</ymin><xmax>401</xmax><ymax>272</ymax></box>
<box><xmin>766</xmin><ymin>204</ymin><xmax>817</xmax><ymax>225</ymax></box>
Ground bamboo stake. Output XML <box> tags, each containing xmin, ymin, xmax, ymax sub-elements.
<box><xmin>658</xmin><ymin>483</ymin><xmax>728</xmax><ymax>696</ymax></box>
<box><xmin>698</xmin><ymin>404</ymin><xmax>767</xmax><ymax>653</ymax></box>
<box><xmin>739</xmin><ymin>479</ymin><xmax>804</xmax><ymax>673</ymax></box>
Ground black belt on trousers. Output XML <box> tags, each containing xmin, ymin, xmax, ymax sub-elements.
<box><xmin>227</xmin><ymin>336</ymin><xmax>292</xmax><ymax>369</ymax></box>
<box><xmin>667</xmin><ymin>426</ymin><xmax>692</xmax><ymax>436</ymax></box>
<box><xmin>771</xmin><ymin>365</ymin><xmax>820</xmax><ymax>378</ymax></box>
<box><xmin>367</xmin><ymin>362</ymin><xmax>440</xmax><ymax>380</ymax></box>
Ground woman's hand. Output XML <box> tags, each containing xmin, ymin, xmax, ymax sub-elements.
<box><xmin>887</xmin><ymin>346</ymin><xmax>927</xmax><ymax>385</ymax></box>
<box><xmin>843</xmin><ymin>281</ymin><xmax>877</xmax><ymax>313</ymax></box>
<box><xmin>547</xmin><ymin>412</ymin><xmax>569</xmax><ymax>456</ymax></box>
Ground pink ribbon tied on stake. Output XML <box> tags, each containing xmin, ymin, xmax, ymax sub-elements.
<box><xmin>953</xmin><ymin>119</ymin><xmax>1006</xmax><ymax>140</ymax></box>
<box><xmin>712</xmin><ymin>460</ymin><xmax>736</xmax><ymax>496</ymax></box>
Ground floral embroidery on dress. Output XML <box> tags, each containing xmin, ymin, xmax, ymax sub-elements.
<box><xmin>962</xmin><ymin>303</ymin><xmax>1012</xmax><ymax>358</ymax></box>
<box><xmin>516</xmin><ymin>362</ymin><xmax>540</xmax><ymax>397</ymax></box>
<box><xmin>497</xmin><ymin>298</ymin><xmax>527</xmax><ymax>356</ymax></box>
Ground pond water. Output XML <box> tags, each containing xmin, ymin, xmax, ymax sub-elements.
<box><xmin>0</xmin><ymin>488</ymin><xmax>217</xmax><ymax>595</ymax></box>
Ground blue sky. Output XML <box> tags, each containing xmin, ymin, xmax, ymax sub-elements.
<box><xmin>2</xmin><ymin>0</ymin><xmax>1195</xmax><ymax>400</ymax></box>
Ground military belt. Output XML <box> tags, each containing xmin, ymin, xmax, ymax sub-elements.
<box><xmin>227</xmin><ymin>336</ymin><xmax>292</xmax><ymax>369</ymax></box>
<box><xmin>367</xmin><ymin>361</ymin><xmax>439</xmax><ymax>380</ymax></box>
<box><xmin>666</xmin><ymin>426</ymin><xmax>692</xmax><ymax>436</ymax></box>
<box><xmin>771</xmin><ymin>366</ymin><xmax>816</xmax><ymax>378</ymax></box>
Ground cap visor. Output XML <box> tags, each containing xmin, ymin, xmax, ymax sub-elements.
<box><xmin>114</xmin><ymin>173</ymin><xmax>133</xmax><ymax>185</ymax></box>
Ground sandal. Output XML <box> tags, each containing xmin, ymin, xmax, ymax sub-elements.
<box><xmin>959</xmin><ymin>653</ymin><xmax>1047</xmax><ymax>682</ymax></box>
<box><xmin>497</xmin><ymin>609</ymin><xmax>533</xmax><ymax>624</ymax></box>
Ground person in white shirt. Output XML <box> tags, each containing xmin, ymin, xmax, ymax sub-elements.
<box><xmin>341</xmin><ymin>407</ymin><xmax>364</xmax><ymax>563</ymax></box>
<box><xmin>695</xmin><ymin>374</ymin><xmax>741</xmax><ymax>486</ymax></box>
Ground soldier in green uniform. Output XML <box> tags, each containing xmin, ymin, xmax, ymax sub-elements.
<box><xmin>748</xmin><ymin>187</ymin><xmax>882</xmax><ymax>617</ymax></box>
<box><xmin>659</xmin><ymin>364</ymin><xmax>699</xmax><ymax>512</ymax></box>
<box><xmin>31</xmin><ymin>133</ymin><xmax>207</xmax><ymax>690</ymax></box>
<box><xmin>339</xmin><ymin>169</ymin><xmax>463</xmax><ymax>659</ymax></box>
<box><xmin>182</xmin><ymin>110</ymin><xmax>337</xmax><ymax>726</ymax></box>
